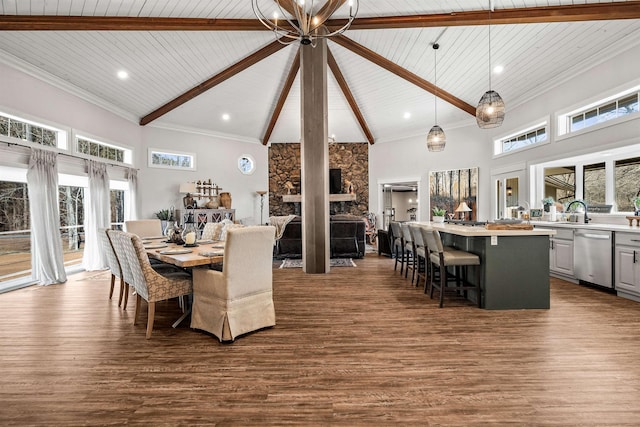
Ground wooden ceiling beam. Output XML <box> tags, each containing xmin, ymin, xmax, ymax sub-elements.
<box><xmin>327</xmin><ymin>2</ymin><xmax>640</xmax><ymax>30</ymax></box>
<box><xmin>272</xmin><ymin>0</ymin><xmax>300</xmax><ymax>18</ymax></box>
<box><xmin>327</xmin><ymin>48</ymin><xmax>374</xmax><ymax>145</ymax></box>
<box><xmin>2</xmin><ymin>2</ymin><xmax>638</xmax><ymax>31</ymax></box>
<box><xmin>262</xmin><ymin>50</ymin><xmax>300</xmax><ymax>145</ymax></box>
<box><xmin>0</xmin><ymin>16</ymin><xmax>267</xmax><ymax>31</ymax></box>
<box><xmin>314</xmin><ymin>0</ymin><xmax>347</xmax><ymax>28</ymax></box>
<box><xmin>332</xmin><ymin>35</ymin><xmax>476</xmax><ymax>117</ymax></box>
<box><xmin>140</xmin><ymin>38</ymin><xmax>288</xmax><ymax>126</ymax></box>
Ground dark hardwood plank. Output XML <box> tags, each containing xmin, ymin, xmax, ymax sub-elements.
<box><xmin>1</xmin><ymin>256</ymin><xmax>640</xmax><ymax>425</ymax></box>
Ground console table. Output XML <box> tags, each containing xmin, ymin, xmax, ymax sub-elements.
<box><xmin>176</xmin><ymin>208</ymin><xmax>235</xmax><ymax>237</ymax></box>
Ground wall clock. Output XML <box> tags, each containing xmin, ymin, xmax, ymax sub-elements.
<box><xmin>238</xmin><ymin>154</ymin><xmax>255</xmax><ymax>175</ymax></box>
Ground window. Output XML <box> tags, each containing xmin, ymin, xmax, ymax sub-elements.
<box><xmin>59</xmin><ymin>184</ymin><xmax>85</xmax><ymax>261</ymax></box>
<box><xmin>148</xmin><ymin>148</ymin><xmax>196</xmax><ymax>170</ymax></box>
<box><xmin>583</xmin><ymin>163</ymin><xmax>606</xmax><ymax>205</ymax></box>
<box><xmin>0</xmin><ymin>180</ymin><xmax>31</xmax><ymax>283</ymax></box>
<box><xmin>566</xmin><ymin>91</ymin><xmax>639</xmax><ymax>134</ymax></box>
<box><xmin>76</xmin><ymin>136</ymin><xmax>126</xmax><ymax>164</ymax></box>
<box><xmin>111</xmin><ymin>189</ymin><xmax>125</xmax><ymax>230</ymax></box>
<box><xmin>544</xmin><ymin>166</ymin><xmax>575</xmax><ymax>204</ymax></box>
<box><xmin>0</xmin><ymin>112</ymin><xmax>64</xmax><ymax>148</ymax></box>
<box><xmin>494</xmin><ymin>122</ymin><xmax>548</xmax><ymax>156</ymax></box>
<box><xmin>615</xmin><ymin>157</ymin><xmax>640</xmax><ymax>212</ymax></box>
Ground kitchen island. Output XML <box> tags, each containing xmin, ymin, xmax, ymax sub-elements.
<box><xmin>418</xmin><ymin>222</ymin><xmax>556</xmax><ymax>310</ymax></box>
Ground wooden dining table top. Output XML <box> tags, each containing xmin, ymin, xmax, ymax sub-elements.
<box><xmin>144</xmin><ymin>240</ymin><xmax>224</xmax><ymax>268</ymax></box>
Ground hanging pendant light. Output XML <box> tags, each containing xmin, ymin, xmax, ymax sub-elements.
<box><xmin>476</xmin><ymin>1</ymin><xmax>505</xmax><ymax>129</ymax></box>
<box><xmin>427</xmin><ymin>43</ymin><xmax>446</xmax><ymax>152</ymax></box>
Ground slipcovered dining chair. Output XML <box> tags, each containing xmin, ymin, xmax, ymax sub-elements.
<box><xmin>191</xmin><ymin>226</ymin><xmax>276</xmax><ymax>342</ymax></box>
<box><xmin>424</xmin><ymin>229</ymin><xmax>481</xmax><ymax>308</ymax></box>
<box><xmin>98</xmin><ymin>228</ymin><xmax>125</xmax><ymax>304</ymax></box>
<box><xmin>124</xmin><ymin>219</ymin><xmax>163</xmax><ymax>238</ymax></box>
<box><xmin>118</xmin><ymin>231</ymin><xmax>193</xmax><ymax>339</ymax></box>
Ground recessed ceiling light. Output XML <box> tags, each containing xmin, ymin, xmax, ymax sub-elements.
<box><xmin>117</xmin><ymin>70</ymin><xmax>129</xmax><ymax>80</ymax></box>
<box><xmin>403</xmin><ymin>112</ymin><xmax>411</xmax><ymax>119</ymax></box>
<box><xmin>493</xmin><ymin>65</ymin><xmax>504</xmax><ymax>74</ymax></box>
<box><xmin>222</xmin><ymin>113</ymin><xmax>230</xmax><ymax>121</ymax></box>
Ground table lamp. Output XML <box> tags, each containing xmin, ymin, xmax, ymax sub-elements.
<box><xmin>455</xmin><ymin>202</ymin><xmax>472</xmax><ymax>220</ymax></box>
<box><xmin>179</xmin><ymin>182</ymin><xmax>198</xmax><ymax>209</ymax></box>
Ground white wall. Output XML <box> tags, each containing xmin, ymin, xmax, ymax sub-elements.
<box><xmin>0</xmin><ymin>61</ymin><xmax>141</xmax><ymax>151</ymax></box>
<box><xmin>138</xmin><ymin>127</ymin><xmax>269</xmax><ymax>224</ymax></box>
<box><xmin>369</xmin><ymin>42</ymin><xmax>640</xmax><ymax>224</ymax></box>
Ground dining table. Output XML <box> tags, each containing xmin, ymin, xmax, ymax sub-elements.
<box><xmin>142</xmin><ymin>237</ymin><xmax>226</xmax><ymax>327</ymax></box>
<box><xmin>143</xmin><ymin>238</ymin><xmax>225</xmax><ymax>268</ymax></box>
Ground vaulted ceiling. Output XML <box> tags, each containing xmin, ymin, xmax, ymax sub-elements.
<box><xmin>1</xmin><ymin>0</ymin><xmax>639</xmax><ymax>145</ymax></box>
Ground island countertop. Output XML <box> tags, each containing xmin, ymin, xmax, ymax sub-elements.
<box><xmin>415</xmin><ymin>221</ymin><xmax>556</xmax><ymax>237</ymax></box>
<box><xmin>412</xmin><ymin>221</ymin><xmax>552</xmax><ymax>309</ymax></box>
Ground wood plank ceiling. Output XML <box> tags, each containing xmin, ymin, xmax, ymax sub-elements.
<box><xmin>0</xmin><ymin>1</ymin><xmax>639</xmax><ymax>145</ymax></box>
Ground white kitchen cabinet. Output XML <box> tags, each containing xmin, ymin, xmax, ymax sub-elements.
<box><xmin>615</xmin><ymin>233</ymin><xmax>640</xmax><ymax>301</ymax></box>
<box><xmin>548</xmin><ymin>228</ymin><xmax>574</xmax><ymax>278</ymax></box>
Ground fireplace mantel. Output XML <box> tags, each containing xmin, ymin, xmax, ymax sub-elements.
<box><xmin>282</xmin><ymin>194</ymin><xmax>356</xmax><ymax>203</ymax></box>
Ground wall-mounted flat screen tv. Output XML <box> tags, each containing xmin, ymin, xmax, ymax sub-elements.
<box><xmin>329</xmin><ymin>168</ymin><xmax>341</xmax><ymax>194</ymax></box>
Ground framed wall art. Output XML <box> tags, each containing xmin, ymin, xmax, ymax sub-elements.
<box><xmin>429</xmin><ymin>167</ymin><xmax>479</xmax><ymax>220</ymax></box>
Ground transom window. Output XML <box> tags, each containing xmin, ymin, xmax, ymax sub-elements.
<box><xmin>0</xmin><ymin>112</ymin><xmax>62</xmax><ymax>148</ymax></box>
<box><xmin>76</xmin><ymin>136</ymin><xmax>126</xmax><ymax>164</ymax></box>
<box><xmin>570</xmin><ymin>92</ymin><xmax>639</xmax><ymax>132</ymax></box>
<box><xmin>494</xmin><ymin>122</ymin><xmax>548</xmax><ymax>156</ymax></box>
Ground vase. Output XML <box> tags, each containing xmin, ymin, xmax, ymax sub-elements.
<box><xmin>220</xmin><ymin>192</ymin><xmax>232</xmax><ymax>209</ymax></box>
<box><xmin>432</xmin><ymin>216</ymin><xmax>445</xmax><ymax>223</ymax></box>
<box><xmin>163</xmin><ymin>220</ymin><xmax>175</xmax><ymax>238</ymax></box>
<box><xmin>205</xmin><ymin>195</ymin><xmax>219</xmax><ymax>209</ymax></box>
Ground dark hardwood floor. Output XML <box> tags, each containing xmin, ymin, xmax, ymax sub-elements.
<box><xmin>2</xmin><ymin>254</ymin><xmax>640</xmax><ymax>426</ymax></box>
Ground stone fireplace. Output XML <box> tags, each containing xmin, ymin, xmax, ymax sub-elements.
<box><xmin>268</xmin><ymin>142</ymin><xmax>369</xmax><ymax>217</ymax></box>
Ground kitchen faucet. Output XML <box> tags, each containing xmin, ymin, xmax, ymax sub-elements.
<box><xmin>569</xmin><ymin>200</ymin><xmax>591</xmax><ymax>223</ymax></box>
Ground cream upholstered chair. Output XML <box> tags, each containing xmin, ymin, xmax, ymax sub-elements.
<box><xmin>191</xmin><ymin>226</ymin><xmax>276</xmax><ymax>342</ymax></box>
<box><xmin>424</xmin><ymin>229</ymin><xmax>481</xmax><ymax>308</ymax></box>
<box><xmin>99</xmin><ymin>228</ymin><xmax>125</xmax><ymax>305</ymax></box>
<box><xmin>124</xmin><ymin>219</ymin><xmax>163</xmax><ymax>238</ymax></box>
<box><xmin>117</xmin><ymin>231</ymin><xmax>193</xmax><ymax>338</ymax></box>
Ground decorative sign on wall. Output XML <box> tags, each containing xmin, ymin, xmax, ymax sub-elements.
<box><xmin>429</xmin><ymin>167</ymin><xmax>479</xmax><ymax>220</ymax></box>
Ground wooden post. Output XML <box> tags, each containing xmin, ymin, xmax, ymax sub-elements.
<box><xmin>300</xmin><ymin>38</ymin><xmax>330</xmax><ymax>274</ymax></box>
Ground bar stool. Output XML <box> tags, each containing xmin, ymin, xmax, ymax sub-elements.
<box><xmin>389</xmin><ymin>222</ymin><xmax>405</xmax><ymax>274</ymax></box>
<box><xmin>401</xmin><ymin>223</ymin><xmax>415</xmax><ymax>281</ymax></box>
<box><xmin>424</xmin><ymin>229</ymin><xmax>481</xmax><ymax>308</ymax></box>
<box><xmin>409</xmin><ymin>224</ymin><xmax>426</xmax><ymax>287</ymax></box>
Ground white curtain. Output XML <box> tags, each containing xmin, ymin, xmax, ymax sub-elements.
<box><xmin>126</xmin><ymin>167</ymin><xmax>138</xmax><ymax>221</ymax></box>
<box><xmin>26</xmin><ymin>148</ymin><xmax>67</xmax><ymax>285</ymax></box>
<box><xmin>82</xmin><ymin>160</ymin><xmax>110</xmax><ymax>271</ymax></box>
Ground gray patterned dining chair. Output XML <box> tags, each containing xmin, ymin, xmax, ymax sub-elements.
<box><xmin>99</xmin><ymin>228</ymin><xmax>124</xmax><ymax>305</ymax></box>
<box><xmin>119</xmin><ymin>231</ymin><xmax>193</xmax><ymax>339</ymax></box>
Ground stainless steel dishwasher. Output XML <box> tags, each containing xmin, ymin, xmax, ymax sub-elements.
<box><xmin>573</xmin><ymin>229</ymin><xmax>613</xmax><ymax>288</ymax></box>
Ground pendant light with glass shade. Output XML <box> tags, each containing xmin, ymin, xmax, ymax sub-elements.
<box><xmin>427</xmin><ymin>43</ymin><xmax>446</xmax><ymax>152</ymax></box>
<box><xmin>476</xmin><ymin>0</ymin><xmax>505</xmax><ymax>129</ymax></box>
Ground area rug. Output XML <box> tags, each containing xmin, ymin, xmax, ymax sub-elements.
<box><xmin>279</xmin><ymin>258</ymin><xmax>356</xmax><ymax>268</ymax></box>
